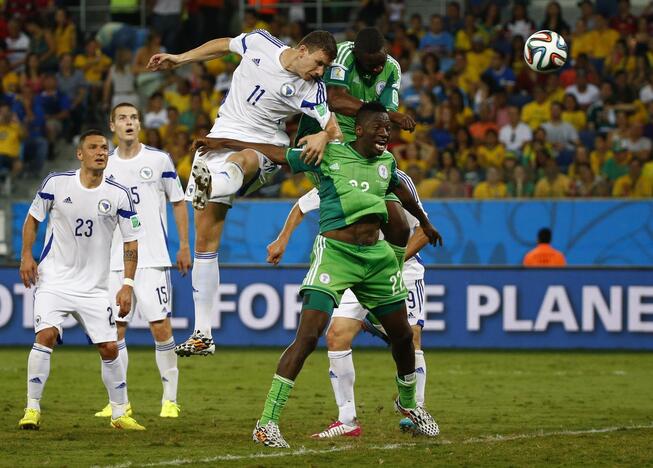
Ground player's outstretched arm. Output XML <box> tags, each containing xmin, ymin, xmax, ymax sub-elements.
<box><xmin>392</xmin><ymin>180</ymin><xmax>443</xmax><ymax>247</ymax></box>
<box><xmin>405</xmin><ymin>227</ymin><xmax>429</xmax><ymax>260</ymax></box>
<box><xmin>171</xmin><ymin>200</ymin><xmax>191</xmax><ymax>275</ymax></box>
<box><xmin>19</xmin><ymin>214</ymin><xmax>40</xmax><ymax>288</ymax></box>
<box><xmin>267</xmin><ymin>202</ymin><xmax>306</xmax><ymax>265</ymax></box>
<box><xmin>147</xmin><ymin>37</ymin><xmax>232</xmax><ymax>70</ymax></box>
<box><xmin>117</xmin><ymin>240</ymin><xmax>138</xmax><ymax>317</ymax></box>
<box><xmin>327</xmin><ymin>86</ymin><xmax>364</xmax><ymax>116</ymax></box>
<box><xmin>296</xmin><ymin>114</ymin><xmax>342</xmax><ymax>165</ymax></box>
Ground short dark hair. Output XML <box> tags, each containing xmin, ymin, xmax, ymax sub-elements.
<box><xmin>355</xmin><ymin>101</ymin><xmax>388</xmax><ymax>125</ymax></box>
<box><xmin>78</xmin><ymin>129</ymin><xmax>106</xmax><ymax>148</ymax></box>
<box><xmin>298</xmin><ymin>30</ymin><xmax>337</xmax><ymax>62</ymax></box>
<box><xmin>111</xmin><ymin>102</ymin><xmax>140</xmax><ymax>122</ymax></box>
<box><xmin>538</xmin><ymin>228</ymin><xmax>552</xmax><ymax>244</ymax></box>
<box><xmin>354</xmin><ymin>27</ymin><xmax>385</xmax><ymax>54</ymax></box>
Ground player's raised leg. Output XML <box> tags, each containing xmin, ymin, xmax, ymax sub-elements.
<box><xmin>176</xmin><ymin>202</ymin><xmax>228</xmax><ymax>356</ymax></box>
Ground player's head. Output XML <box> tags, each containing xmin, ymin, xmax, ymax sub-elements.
<box><xmin>294</xmin><ymin>30</ymin><xmax>337</xmax><ymax>80</ymax></box>
<box><xmin>353</xmin><ymin>28</ymin><xmax>387</xmax><ymax>78</ymax></box>
<box><xmin>537</xmin><ymin>228</ymin><xmax>552</xmax><ymax>244</ymax></box>
<box><xmin>354</xmin><ymin>101</ymin><xmax>390</xmax><ymax>157</ymax></box>
<box><xmin>110</xmin><ymin>102</ymin><xmax>141</xmax><ymax>144</ymax></box>
<box><xmin>76</xmin><ymin>129</ymin><xmax>109</xmax><ymax>171</ymax></box>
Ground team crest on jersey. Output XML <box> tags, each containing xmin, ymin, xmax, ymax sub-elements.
<box><xmin>375</xmin><ymin>80</ymin><xmax>387</xmax><ymax>96</ymax></box>
<box><xmin>98</xmin><ymin>199</ymin><xmax>112</xmax><ymax>214</ymax></box>
<box><xmin>280</xmin><ymin>83</ymin><xmax>296</xmax><ymax>97</ymax></box>
<box><xmin>378</xmin><ymin>165</ymin><xmax>388</xmax><ymax>179</ymax></box>
<box><xmin>330</xmin><ymin>65</ymin><xmax>346</xmax><ymax>81</ymax></box>
<box><xmin>329</xmin><ymin>162</ymin><xmax>340</xmax><ymax>171</ymax></box>
<box><xmin>319</xmin><ymin>273</ymin><xmax>331</xmax><ymax>284</ymax></box>
<box><xmin>139</xmin><ymin>166</ymin><xmax>153</xmax><ymax>180</ymax></box>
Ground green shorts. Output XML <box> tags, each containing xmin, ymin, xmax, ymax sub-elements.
<box><xmin>301</xmin><ymin>235</ymin><xmax>407</xmax><ymax>311</ymax></box>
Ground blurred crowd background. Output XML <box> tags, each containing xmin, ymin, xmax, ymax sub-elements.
<box><xmin>0</xmin><ymin>0</ymin><xmax>652</xmax><ymax>200</ymax></box>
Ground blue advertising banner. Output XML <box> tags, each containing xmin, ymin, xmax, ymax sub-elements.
<box><xmin>0</xmin><ymin>266</ymin><xmax>651</xmax><ymax>349</ymax></box>
<box><xmin>11</xmin><ymin>199</ymin><xmax>653</xmax><ymax>265</ymax></box>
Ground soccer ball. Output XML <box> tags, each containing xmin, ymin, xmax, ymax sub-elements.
<box><xmin>523</xmin><ymin>30</ymin><xmax>568</xmax><ymax>73</ymax></box>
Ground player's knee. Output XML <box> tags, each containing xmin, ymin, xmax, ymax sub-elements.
<box><xmin>325</xmin><ymin>324</ymin><xmax>354</xmax><ymax>350</ymax></box>
<box><xmin>390</xmin><ymin>326</ymin><xmax>414</xmax><ymax>349</ymax></box>
<box><xmin>35</xmin><ymin>327</ymin><xmax>59</xmax><ymax>348</ymax></box>
<box><xmin>296</xmin><ymin>333</ymin><xmax>320</xmax><ymax>355</ymax></box>
<box><xmin>150</xmin><ymin>319</ymin><xmax>172</xmax><ymax>341</ymax></box>
<box><xmin>97</xmin><ymin>342</ymin><xmax>119</xmax><ymax>360</ymax></box>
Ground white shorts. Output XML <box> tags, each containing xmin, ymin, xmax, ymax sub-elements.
<box><xmin>333</xmin><ymin>278</ymin><xmax>425</xmax><ymax>328</ymax></box>
<box><xmin>184</xmin><ymin>148</ymin><xmax>280</xmax><ymax>206</ymax></box>
<box><xmin>109</xmin><ymin>268</ymin><xmax>172</xmax><ymax>323</ymax></box>
<box><xmin>34</xmin><ymin>290</ymin><xmax>117</xmax><ymax>344</ymax></box>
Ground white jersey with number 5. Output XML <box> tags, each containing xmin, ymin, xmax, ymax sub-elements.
<box><xmin>207</xmin><ymin>29</ymin><xmax>332</xmax><ymax>146</ymax></box>
<box><xmin>28</xmin><ymin>170</ymin><xmax>143</xmax><ymax>298</ymax></box>
<box><xmin>106</xmin><ymin>144</ymin><xmax>185</xmax><ymax>271</ymax></box>
<box><xmin>297</xmin><ymin>169</ymin><xmax>426</xmax><ymax>281</ymax></box>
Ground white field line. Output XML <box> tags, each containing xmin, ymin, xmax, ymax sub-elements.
<box><xmin>96</xmin><ymin>423</ymin><xmax>653</xmax><ymax>468</ymax></box>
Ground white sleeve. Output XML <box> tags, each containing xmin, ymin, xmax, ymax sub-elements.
<box><xmin>161</xmin><ymin>155</ymin><xmax>185</xmax><ymax>203</ymax></box>
<box><xmin>229</xmin><ymin>29</ymin><xmax>286</xmax><ymax>57</ymax></box>
<box><xmin>298</xmin><ymin>80</ymin><xmax>331</xmax><ymax>129</ymax></box>
<box><xmin>116</xmin><ymin>190</ymin><xmax>144</xmax><ymax>242</ymax></box>
<box><xmin>28</xmin><ymin>174</ymin><xmax>56</xmax><ymax>222</ymax></box>
<box><xmin>397</xmin><ymin>170</ymin><xmax>426</xmax><ymax>225</ymax></box>
<box><xmin>228</xmin><ymin>33</ymin><xmax>248</xmax><ymax>56</ymax></box>
<box><xmin>297</xmin><ymin>188</ymin><xmax>320</xmax><ymax>214</ymax></box>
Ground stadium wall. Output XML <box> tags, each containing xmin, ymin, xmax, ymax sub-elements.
<box><xmin>9</xmin><ymin>199</ymin><xmax>653</xmax><ymax>265</ymax></box>
<box><xmin>0</xmin><ymin>266</ymin><xmax>651</xmax><ymax>349</ymax></box>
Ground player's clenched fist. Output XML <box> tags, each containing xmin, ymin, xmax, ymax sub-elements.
<box><xmin>422</xmin><ymin>223</ymin><xmax>443</xmax><ymax>247</ymax></box>
<box><xmin>266</xmin><ymin>239</ymin><xmax>287</xmax><ymax>265</ymax></box>
<box><xmin>116</xmin><ymin>285</ymin><xmax>133</xmax><ymax>318</ymax></box>
<box><xmin>147</xmin><ymin>53</ymin><xmax>180</xmax><ymax>71</ymax></box>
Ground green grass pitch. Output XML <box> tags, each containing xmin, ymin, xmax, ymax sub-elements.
<box><xmin>1</xmin><ymin>347</ymin><xmax>652</xmax><ymax>467</ymax></box>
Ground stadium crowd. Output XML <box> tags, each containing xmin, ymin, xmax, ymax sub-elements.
<box><xmin>1</xmin><ymin>0</ymin><xmax>652</xmax><ymax>199</ymax></box>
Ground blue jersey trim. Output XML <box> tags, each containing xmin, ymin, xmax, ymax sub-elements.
<box><xmin>397</xmin><ymin>169</ymin><xmax>420</xmax><ymax>204</ymax></box>
<box><xmin>38</xmin><ymin>171</ymin><xmax>75</xmax><ymax>191</ymax></box>
<box><xmin>38</xmin><ymin>192</ymin><xmax>54</xmax><ymax>200</ymax></box>
<box><xmin>105</xmin><ymin>178</ymin><xmax>135</xmax><ymax>211</ymax></box>
<box><xmin>117</xmin><ymin>208</ymin><xmax>136</xmax><ymax>219</ymax></box>
<box><xmin>39</xmin><ymin>233</ymin><xmax>54</xmax><ymax>262</ymax></box>
<box><xmin>161</xmin><ymin>171</ymin><xmax>177</xmax><ymax>179</ymax></box>
<box><xmin>243</xmin><ymin>29</ymin><xmax>284</xmax><ymax>53</ymax></box>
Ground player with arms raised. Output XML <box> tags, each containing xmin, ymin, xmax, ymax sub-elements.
<box><xmin>18</xmin><ymin>130</ymin><xmax>145</xmax><ymax>431</ymax></box>
<box><xmin>147</xmin><ymin>29</ymin><xmax>342</xmax><ymax>356</ymax></box>
<box><xmin>93</xmin><ymin>103</ymin><xmax>191</xmax><ymax>419</ymax></box>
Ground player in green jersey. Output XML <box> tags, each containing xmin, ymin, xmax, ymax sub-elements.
<box><xmin>198</xmin><ymin>102</ymin><xmax>442</xmax><ymax>447</ymax></box>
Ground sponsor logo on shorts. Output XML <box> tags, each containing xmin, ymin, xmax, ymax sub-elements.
<box><xmin>378</xmin><ymin>164</ymin><xmax>388</xmax><ymax>179</ymax></box>
<box><xmin>319</xmin><ymin>273</ymin><xmax>331</xmax><ymax>284</ymax></box>
<box><xmin>139</xmin><ymin>166</ymin><xmax>153</xmax><ymax>180</ymax></box>
<box><xmin>375</xmin><ymin>80</ymin><xmax>387</xmax><ymax>96</ymax></box>
<box><xmin>98</xmin><ymin>199</ymin><xmax>111</xmax><ymax>214</ymax></box>
<box><xmin>280</xmin><ymin>83</ymin><xmax>296</xmax><ymax>97</ymax></box>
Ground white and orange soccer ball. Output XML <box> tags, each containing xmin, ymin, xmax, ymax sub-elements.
<box><xmin>523</xmin><ymin>30</ymin><xmax>568</xmax><ymax>73</ymax></box>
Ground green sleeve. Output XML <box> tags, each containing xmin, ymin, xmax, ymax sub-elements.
<box><xmin>285</xmin><ymin>148</ymin><xmax>319</xmax><ymax>173</ymax></box>
<box><xmin>379</xmin><ymin>61</ymin><xmax>401</xmax><ymax>111</ymax></box>
<box><xmin>323</xmin><ymin>64</ymin><xmax>350</xmax><ymax>89</ymax></box>
<box><xmin>387</xmin><ymin>158</ymin><xmax>400</xmax><ymax>192</ymax></box>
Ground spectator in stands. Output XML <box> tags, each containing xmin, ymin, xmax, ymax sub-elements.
<box><xmin>590</xmin><ymin>14</ymin><xmax>619</xmax><ymax>61</ymax></box>
<box><xmin>151</xmin><ymin>0</ymin><xmax>183</xmax><ymax>53</ymax></box>
<box><xmin>180</xmin><ymin>94</ymin><xmax>208</xmax><ymax>132</ymax></box>
<box><xmin>541</xmin><ymin>1</ymin><xmax>570</xmax><ymax>35</ymax></box>
<box><xmin>462</xmin><ymin>152</ymin><xmax>483</xmax><ymax>192</ymax></box>
<box><xmin>444</xmin><ymin>1</ymin><xmax>463</xmax><ymax>33</ymax></box>
<box><xmin>602</xmin><ymin>141</ymin><xmax>631</xmax><ymax>182</ymax></box>
<box><xmin>578</xmin><ymin>0</ymin><xmax>596</xmax><ymax>30</ymax></box>
<box><xmin>523</xmin><ymin>228</ymin><xmax>566</xmax><ymax>267</ymax></box>
<box><xmin>401</xmin><ymin>69</ymin><xmax>426</xmax><ymax>109</ymax></box>
<box><xmin>20</xmin><ymin>53</ymin><xmax>43</xmax><ymax>94</ymax></box>
<box><xmin>474</xmin><ymin>166</ymin><xmax>507</xmax><ymax>198</ymax></box>
<box><xmin>590</xmin><ymin>134</ymin><xmax>613</xmax><ymax>175</ymax></box>
<box><xmin>199</xmin><ymin>74</ymin><xmax>221</xmax><ymax>117</ymax></box>
<box><xmin>483</xmin><ymin>50</ymin><xmax>516</xmax><ymax>94</ymax></box>
<box><xmin>56</xmin><ymin>53</ymin><xmax>87</xmax><ymax>140</ymax></box>
<box><xmin>469</xmin><ymin>102</ymin><xmax>498</xmax><ymax>142</ymax></box>
<box><xmin>144</xmin><ymin>92</ymin><xmax>168</xmax><ymax>129</ymax></box>
<box><xmin>12</xmin><ymin>86</ymin><xmax>47</xmax><ymax>176</ymax></box>
<box><xmin>507</xmin><ymin>165</ymin><xmax>534</xmax><ymax>198</ymax></box>
<box><xmin>419</xmin><ymin>14</ymin><xmax>454</xmax><ymax>56</ymax></box>
<box><xmin>612</xmin><ymin>158</ymin><xmax>653</xmax><ymax>197</ymax></box>
<box><xmin>25</xmin><ymin>18</ymin><xmax>56</xmax><ymax>72</ymax></box>
<box><xmin>134</xmin><ymin>30</ymin><xmax>166</xmax><ymax>101</ymax></box>
<box><xmin>521</xmin><ymin>86</ymin><xmax>551</xmax><ymax>130</ymax></box>
<box><xmin>505</xmin><ymin>3</ymin><xmax>535</xmax><ymax>40</ymax></box>
<box><xmin>479</xmin><ymin>3</ymin><xmax>502</xmax><ymax>40</ymax></box>
<box><xmin>393</xmin><ymin>140</ymin><xmax>435</xmax><ymax>173</ymax></box>
<box><xmin>165</xmin><ymin>77</ymin><xmax>192</xmax><ymax>114</ymax></box>
<box><xmin>610</xmin><ymin>0</ymin><xmax>637</xmax><ymax>36</ymax></box>
<box><xmin>543</xmin><ymin>101</ymin><xmax>580</xmax><ymax>155</ymax></box>
<box><xmin>0</xmin><ymin>57</ymin><xmax>19</xmax><ymax>94</ymax></box>
<box><xmin>477</xmin><ymin>128</ymin><xmax>505</xmax><ymax>168</ymax></box>
<box><xmin>465</xmin><ymin>35</ymin><xmax>493</xmax><ymax>87</ymax></box>
<box><xmin>102</xmin><ymin>48</ymin><xmax>137</xmax><ymax>110</ymax></box>
<box><xmin>613</xmin><ymin>70</ymin><xmax>637</xmax><ymax>104</ymax></box>
<box><xmin>6</xmin><ymin>18</ymin><xmax>30</xmax><ymax>71</ymax></box>
<box><xmin>40</xmin><ymin>73</ymin><xmax>71</xmax><ymax>148</ymax></box>
<box><xmin>409</xmin><ymin>163</ymin><xmax>440</xmax><ymax>198</ymax></box>
<box><xmin>561</xmin><ymin>93</ymin><xmax>587</xmax><ymax>131</ymax></box>
<box><xmin>565</xmin><ymin>69</ymin><xmax>599</xmax><ymax>109</ymax></box>
<box><xmin>435</xmin><ymin>149</ymin><xmax>456</xmax><ymax>180</ymax></box>
<box><xmin>623</xmin><ymin>124</ymin><xmax>652</xmax><ymax>161</ymax></box>
<box><xmin>436</xmin><ymin>167</ymin><xmax>466</xmax><ymax>198</ymax></box>
<box><xmin>605</xmin><ymin>39</ymin><xmax>635</xmax><ymax>76</ymax></box>
<box><xmin>455</xmin><ymin>13</ymin><xmax>481</xmax><ymax>52</ymax></box>
<box><xmin>0</xmin><ymin>102</ymin><xmax>24</xmax><ymax>179</ymax></box>
<box><xmin>569</xmin><ymin>162</ymin><xmax>603</xmax><ymax>197</ymax></box>
<box><xmin>570</xmin><ymin>20</ymin><xmax>593</xmax><ymax>61</ymax></box>
<box><xmin>159</xmin><ymin>106</ymin><xmax>188</xmax><ymax>142</ymax></box>
<box><xmin>535</xmin><ymin>157</ymin><xmax>571</xmax><ymax>197</ymax></box>
<box><xmin>500</xmin><ymin>105</ymin><xmax>532</xmax><ymax>154</ymax></box>
<box><xmin>53</xmin><ymin>7</ymin><xmax>77</xmax><ymax>57</ymax></box>
<box><xmin>75</xmin><ymin>38</ymin><xmax>112</xmax><ymax>105</ymax></box>
<box><xmin>587</xmin><ymin>81</ymin><xmax>616</xmax><ymax>133</ymax></box>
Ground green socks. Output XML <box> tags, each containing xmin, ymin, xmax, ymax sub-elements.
<box><xmin>260</xmin><ymin>374</ymin><xmax>295</xmax><ymax>425</ymax></box>
<box><xmin>396</xmin><ymin>373</ymin><xmax>417</xmax><ymax>409</ymax></box>
<box><xmin>388</xmin><ymin>242</ymin><xmax>407</xmax><ymax>271</ymax></box>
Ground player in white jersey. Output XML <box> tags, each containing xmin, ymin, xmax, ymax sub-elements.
<box><xmin>266</xmin><ymin>170</ymin><xmax>431</xmax><ymax>438</ymax></box>
<box><xmin>146</xmin><ymin>30</ymin><xmax>343</xmax><ymax>356</ymax></box>
<box><xmin>18</xmin><ymin>130</ymin><xmax>145</xmax><ymax>431</ymax></box>
<box><xmin>93</xmin><ymin>103</ymin><xmax>191</xmax><ymax>419</ymax></box>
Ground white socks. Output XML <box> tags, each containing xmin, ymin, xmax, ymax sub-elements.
<box><xmin>328</xmin><ymin>350</ymin><xmax>357</xmax><ymax>425</ymax></box>
<box><xmin>117</xmin><ymin>338</ymin><xmax>128</xmax><ymax>375</ymax></box>
<box><xmin>101</xmin><ymin>357</ymin><xmax>128</xmax><ymax>419</ymax></box>
<box><xmin>155</xmin><ymin>338</ymin><xmax>179</xmax><ymax>402</ymax></box>
<box><xmin>210</xmin><ymin>161</ymin><xmax>244</xmax><ymax>198</ymax></box>
<box><xmin>26</xmin><ymin>343</ymin><xmax>52</xmax><ymax>410</ymax></box>
<box><xmin>192</xmin><ymin>251</ymin><xmax>219</xmax><ymax>338</ymax></box>
<box><xmin>415</xmin><ymin>350</ymin><xmax>427</xmax><ymax>407</ymax></box>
